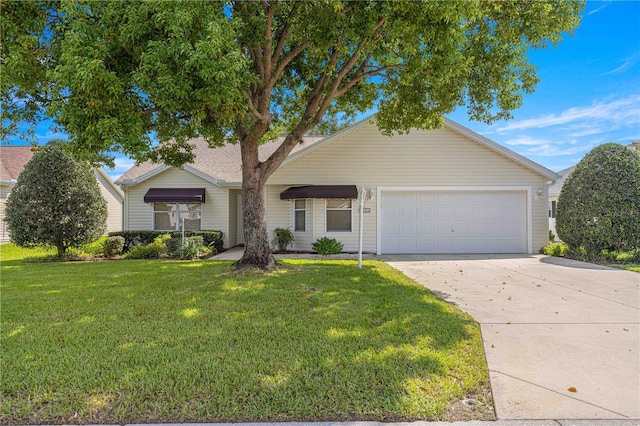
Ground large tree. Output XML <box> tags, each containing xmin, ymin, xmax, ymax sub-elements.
<box><xmin>1</xmin><ymin>0</ymin><xmax>584</xmax><ymax>269</ymax></box>
<box><xmin>5</xmin><ymin>143</ymin><xmax>108</xmax><ymax>257</ymax></box>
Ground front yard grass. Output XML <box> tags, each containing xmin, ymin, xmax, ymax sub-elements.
<box><xmin>610</xmin><ymin>263</ymin><xmax>640</xmax><ymax>273</ymax></box>
<box><xmin>1</xmin><ymin>244</ymin><xmax>492</xmax><ymax>423</ymax></box>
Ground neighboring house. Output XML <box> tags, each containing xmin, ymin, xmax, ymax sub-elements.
<box><xmin>117</xmin><ymin>116</ymin><xmax>558</xmax><ymax>255</ymax></box>
<box><xmin>547</xmin><ymin>165</ymin><xmax>574</xmax><ymax>240</ymax></box>
<box><xmin>0</xmin><ymin>146</ymin><xmax>124</xmax><ymax>243</ymax></box>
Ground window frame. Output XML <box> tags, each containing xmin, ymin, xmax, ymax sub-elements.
<box><xmin>325</xmin><ymin>198</ymin><xmax>353</xmax><ymax>232</ymax></box>
<box><xmin>293</xmin><ymin>199</ymin><xmax>306</xmax><ymax>232</ymax></box>
<box><xmin>152</xmin><ymin>202</ymin><xmax>202</xmax><ymax>231</ymax></box>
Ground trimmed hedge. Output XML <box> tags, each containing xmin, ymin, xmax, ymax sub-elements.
<box><xmin>556</xmin><ymin>143</ymin><xmax>640</xmax><ymax>254</ymax></box>
<box><xmin>108</xmin><ymin>230</ymin><xmax>224</xmax><ymax>254</ymax></box>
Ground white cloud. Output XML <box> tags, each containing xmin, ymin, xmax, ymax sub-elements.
<box><xmin>602</xmin><ymin>53</ymin><xmax>640</xmax><ymax>76</ymax></box>
<box><xmin>495</xmin><ymin>95</ymin><xmax>640</xmax><ymax>133</ymax></box>
<box><xmin>586</xmin><ymin>1</ymin><xmax>611</xmax><ymax>16</ymax></box>
<box><xmin>105</xmin><ymin>156</ymin><xmax>136</xmax><ymax>180</ymax></box>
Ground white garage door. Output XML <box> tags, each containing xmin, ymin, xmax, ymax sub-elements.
<box><xmin>380</xmin><ymin>190</ymin><xmax>526</xmax><ymax>254</ymax></box>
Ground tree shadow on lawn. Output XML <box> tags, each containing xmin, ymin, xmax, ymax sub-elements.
<box><xmin>1</xmin><ymin>259</ymin><xmax>491</xmax><ymax>423</ymax></box>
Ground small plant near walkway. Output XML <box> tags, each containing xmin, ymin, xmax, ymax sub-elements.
<box><xmin>312</xmin><ymin>237</ymin><xmax>344</xmax><ymax>255</ymax></box>
<box><xmin>272</xmin><ymin>227</ymin><xmax>294</xmax><ymax>252</ymax></box>
<box><xmin>539</xmin><ymin>242</ymin><xmax>640</xmax><ymax>273</ymax></box>
<box><xmin>1</xmin><ymin>247</ymin><xmax>493</xmax><ymax>423</ymax></box>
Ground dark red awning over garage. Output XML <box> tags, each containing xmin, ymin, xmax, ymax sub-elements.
<box><xmin>280</xmin><ymin>185</ymin><xmax>358</xmax><ymax>200</ymax></box>
<box><xmin>143</xmin><ymin>188</ymin><xmax>206</xmax><ymax>203</ymax></box>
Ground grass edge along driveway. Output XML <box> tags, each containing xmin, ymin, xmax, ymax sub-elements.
<box><xmin>1</xmin><ymin>249</ymin><xmax>493</xmax><ymax>423</ymax></box>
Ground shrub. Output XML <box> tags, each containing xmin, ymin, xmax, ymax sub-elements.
<box><xmin>125</xmin><ymin>234</ymin><xmax>170</xmax><ymax>259</ymax></box>
<box><xmin>109</xmin><ymin>230</ymin><xmax>223</xmax><ymax>253</ymax></box>
<box><xmin>166</xmin><ymin>237</ymin><xmax>182</xmax><ymax>256</ymax></box>
<box><xmin>616</xmin><ymin>250</ymin><xmax>640</xmax><ymax>263</ymax></box>
<box><xmin>539</xmin><ymin>242</ymin><xmax>570</xmax><ymax>257</ymax></box>
<box><xmin>177</xmin><ymin>237</ymin><xmax>209</xmax><ymax>260</ymax></box>
<box><xmin>312</xmin><ymin>237</ymin><xmax>343</xmax><ymax>255</ymax></box>
<box><xmin>272</xmin><ymin>228</ymin><xmax>294</xmax><ymax>252</ymax></box>
<box><xmin>549</xmin><ymin>230</ymin><xmax>556</xmax><ymax>242</ymax></box>
<box><xmin>5</xmin><ymin>143</ymin><xmax>107</xmax><ymax>257</ymax></box>
<box><xmin>103</xmin><ymin>236</ymin><xmax>125</xmax><ymax>257</ymax></box>
<box><xmin>556</xmin><ymin>143</ymin><xmax>640</xmax><ymax>254</ymax></box>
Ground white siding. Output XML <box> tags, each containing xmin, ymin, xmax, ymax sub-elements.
<box><xmin>228</xmin><ymin>188</ymin><xmax>241</xmax><ymax>247</ymax></box>
<box><xmin>0</xmin><ymin>184</ymin><xmax>13</xmax><ymax>243</ymax></box>
<box><xmin>124</xmin><ymin>168</ymin><xmax>231</xmax><ymax>247</ymax></box>
<box><xmin>268</xmin><ymin>123</ymin><xmax>549</xmax><ymax>252</ymax></box>
<box><xmin>94</xmin><ymin>170</ymin><xmax>123</xmax><ymax>233</ymax></box>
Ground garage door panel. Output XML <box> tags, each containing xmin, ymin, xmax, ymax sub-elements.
<box><xmin>417</xmin><ymin>223</ymin><xmax>435</xmax><ymax>237</ymax></box>
<box><xmin>381</xmin><ymin>190</ymin><xmax>526</xmax><ymax>254</ymax></box>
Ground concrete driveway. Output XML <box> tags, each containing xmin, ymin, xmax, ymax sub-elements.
<box><xmin>382</xmin><ymin>254</ymin><xmax>640</xmax><ymax>420</ymax></box>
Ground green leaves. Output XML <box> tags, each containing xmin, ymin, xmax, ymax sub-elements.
<box><xmin>2</xmin><ymin>0</ymin><xmax>584</xmax><ymax>165</ymax></box>
<box><xmin>556</xmin><ymin>143</ymin><xmax>640</xmax><ymax>253</ymax></box>
<box><xmin>4</xmin><ymin>143</ymin><xmax>108</xmax><ymax>256</ymax></box>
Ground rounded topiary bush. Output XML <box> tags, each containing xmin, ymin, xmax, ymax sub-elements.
<box><xmin>556</xmin><ymin>143</ymin><xmax>640</xmax><ymax>254</ymax></box>
<box><xmin>5</xmin><ymin>143</ymin><xmax>107</xmax><ymax>257</ymax></box>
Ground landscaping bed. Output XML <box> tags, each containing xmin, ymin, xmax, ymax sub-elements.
<box><xmin>1</xmin><ymin>244</ymin><xmax>493</xmax><ymax>423</ymax></box>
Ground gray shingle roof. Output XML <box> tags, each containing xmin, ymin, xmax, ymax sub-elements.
<box><xmin>0</xmin><ymin>146</ymin><xmax>36</xmax><ymax>182</ymax></box>
<box><xmin>548</xmin><ymin>165</ymin><xmax>575</xmax><ymax>197</ymax></box>
<box><xmin>116</xmin><ymin>136</ymin><xmax>325</xmax><ymax>184</ymax></box>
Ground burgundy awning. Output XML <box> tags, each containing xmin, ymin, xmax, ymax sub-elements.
<box><xmin>144</xmin><ymin>188</ymin><xmax>206</xmax><ymax>203</ymax></box>
<box><xmin>280</xmin><ymin>185</ymin><xmax>358</xmax><ymax>200</ymax></box>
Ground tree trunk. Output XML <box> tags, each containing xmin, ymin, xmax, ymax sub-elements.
<box><xmin>235</xmin><ymin>136</ymin><xmax>278</xmax><ymax>270</ymax></box>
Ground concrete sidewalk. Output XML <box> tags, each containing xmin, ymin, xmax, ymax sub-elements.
<box><xmin>102</xmin><ymin>420</ymin><xmax>640</xmax><ymax>426</ymax></box>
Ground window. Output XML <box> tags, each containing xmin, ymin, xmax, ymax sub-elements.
<box><xmin>548</xmin><ymin>200</ymin><xmax>557</xmax><ymax>218</ymax></box>
<box><xmin>326</xmin><ymin>199</ymin><xmax>352</xmax><ymax>232</ymax></box>
<box><xmin>153</xmin><ymin>203</ymin><xmax>202</xmax><ymax>231</ymax></box>
<box><xmin>294</xmin><ymin>199</ymin><xmax>306</xmax><ymax>232</ymax></box>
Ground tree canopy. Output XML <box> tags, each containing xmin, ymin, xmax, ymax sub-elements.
<box><xmin>1</xmin><ymin>0</ymin><xmax>585</xmax><ymax>268</ymax></box>
<box><xmin>556</xmin><ymin>143</ymin><xmax>640</xmax><ymax>254</ymax></box>
<box><xmin>5</xmin><ymin>143</ymin><xmax>108</xmax><ymax>257</ymax></box>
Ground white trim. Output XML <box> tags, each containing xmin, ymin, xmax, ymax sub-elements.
<box><xmin>325</xmin><ymin>198</ymin><xmax>354</xmax><ymax>233</ymax></box>
<box><xmin>443</xmin><ymin>118</ymin><xmax>559</xmax><ymax>180</ymax></box>
<box><xmin>182</xmin><ymin>165</ymin><xmax>220</xmax><ymax>185</ymax></box>
<box><xmin>376</xmin><ymin>186</ymin><xmax>533</xmax><ymax>255</ymax></box>
<box><xmin>293</xmin><ymin>199</ymin><xmax>307</xmax><ymax>233</ymax></box>
<box><xmin>95</xmin><ymin>168</ymin><xmax>124</xmax><ymax>198</ymax></box>
<box><xmin>282</xmin><ymin>116</ymin><xmax>374</xmax><ymax>166</ymax></box>
<box><xmin>122</xmin><ymin>164</ymin><xmax>219</xmax><ymax>186</ymax></box>
<box><xmin>281</xmin><ymin>114</ymin><xmax>559</xmax><ymax>181</ymax></box>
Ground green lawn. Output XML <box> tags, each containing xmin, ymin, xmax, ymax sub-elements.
<box><xmin>1</xmin><ymin>244</ymin><xmax>492</xmax><ymax>423</ymax></box>
<box><xmin>610</xmin><ymin>263</ymin><xmax>640</xmax><ymax>273</ymax></box>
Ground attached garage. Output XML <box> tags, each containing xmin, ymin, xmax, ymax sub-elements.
<box><xmin>379</xmin><ymin>188</ymin><xmax>530</xmax><ymax>254</ymax></box>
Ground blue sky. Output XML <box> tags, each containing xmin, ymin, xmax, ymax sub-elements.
<box><xmin>447</xmin><ymin>0</ymin><xmax>640</xmax><ymax>173</ymax></box>
<box><xmin>6</xmin><ymin>1</ymin><xmax>640</xmax><ymax>180</ymax></box>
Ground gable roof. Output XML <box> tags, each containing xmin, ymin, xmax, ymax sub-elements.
<box><xmin>0</xmin><ymin>146</ymin><xmax>35</xmax><ymax>183</ymax></box>
<box><xmin>282</xmin><ymin>115</ymin><xmax>559</xmax><ymax>181</ymax></box>
<box><xmin>548</xmin><ymin>166</ymin><xmax>575</xmax><ymax>197</ymax></box>
<box><xmin>117</xmin><ymin>114</ymin><xmax>559</xmax><ymax>185</ymax></box>
<box><xmin>0</xmin><ymin>145</ymin><xmax>122</xmax><ymax>197</ymax></box>
<box><xmin>116</xmin><ymin>136</ymin><xmax>324</xmax><ymax>185</ymax></box>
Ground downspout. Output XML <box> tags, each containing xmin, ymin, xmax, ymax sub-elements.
<box><xmin>357</xmin><ymin>186</ymin><xmax>366</xmax><ymax>269</ymax></box>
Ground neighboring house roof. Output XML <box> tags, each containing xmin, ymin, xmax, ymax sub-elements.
<box><xmin>548</xmin><ymin>142</ymin><xmax>639</xmax><ymax>199</ymax></box>
<box><xmin>548</xmin><ymin>166</ymin><xmax>575</xmax><ymax>198</ymax></box>
<box><xmin>117</xmin><ymin>115</ymin><xmax>559</xmax><ymax>185</ymax></box>
<box><xmin>0</xmin><ymin>145</ymin><xmax>122</xmax><ymax>197</ymax></box>
<box><xmin>116</xmin><ymin>136</ymin><xmax>325</xmax><ymax>185</ymax></box>
<box><xmin>0</xmin><ymin>146</ymin><xmax>35</xmax><ymax>183</ymax></box>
